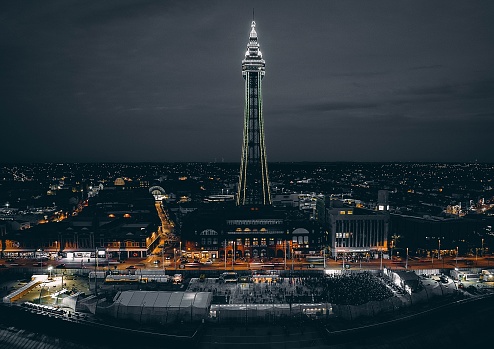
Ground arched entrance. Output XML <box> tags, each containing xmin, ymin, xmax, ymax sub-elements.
<box><xmin>252</xmin><ymin>249</ymin><xmax>259</xmax><ymax>258</ymax></box>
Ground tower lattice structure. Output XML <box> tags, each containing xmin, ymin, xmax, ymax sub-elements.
<box><xmin>237</xmin><ymin>21</ymin><xmax>272</xmax><ymax>206</ymax></box>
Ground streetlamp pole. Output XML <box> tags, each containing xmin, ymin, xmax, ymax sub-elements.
<box><xmin>323</xmin><ymin>248</ymin><xmax>326</xmax><ymax>270</ymax></box>
<box><xmin>456</xmin><ymin>246</ymin><xmax>459</xmax><ymax>269</ymax></box>
<box><xmin>438</xmin><ymin>239</ymin><xmax>441</xmax><ymax>260</ymax></box>
<box><xmin>224</xmin><ymin>239</ymin><xmax>227</xmax><ymax>270</ymax></box>
<box><xmin>232</xmin><ymin>241</ymin><xmax>235</xmax><ymax>270</ymax></box>
<box><xmin>37</xmin><ymin>249</ymin><xmax>42</xmax><ymax>273</ymax></box>
<box><xmin>405</xmin><ymin>247</ymin><xmax>408</xmax><ymax>269</ymax></box>
<box><xmin>94</xmin><ymin>248</ymin><xmax>98</xmax><ymax>296</ymax></box>
<box><xmin>284</xmin><ymin>240</ymin><xmax>287</xmax><ymax>270</ymax></box>
<box><xmin>291</xmin><ymin>244</ymin><xmax>294</xmax><ymax>271</ymax></box>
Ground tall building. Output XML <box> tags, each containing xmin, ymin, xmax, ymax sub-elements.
<box><xmin>176</xmin><ymin>21</ymin><xmax>324</xmax><ymax>260</ymax></box>
<box><xmin>237</xmin><ymin>21</ymin><xmax>271</xmax><ymax>206</ymax></box>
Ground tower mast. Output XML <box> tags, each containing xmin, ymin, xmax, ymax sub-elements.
<box><xmin>237</xmin><ymin>20</ymin><xmax>271</xmax><ymax>206</ymax></box>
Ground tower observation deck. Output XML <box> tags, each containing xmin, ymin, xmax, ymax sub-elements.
<box><xmin>237</xmin><ymin>21</ymin><xmax>272</xmax><ymax>206</ymax></box>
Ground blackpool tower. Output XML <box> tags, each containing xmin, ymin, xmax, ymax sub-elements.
<box><xmin>237</xmin><ymin>21</ymin><xmax>272</xmax><ymax>206</ymax></box>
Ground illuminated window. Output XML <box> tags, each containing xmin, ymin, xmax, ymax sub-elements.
<box><xmin>292</xmin><ymin>236</ymin><xmax>297</xmax><ymax>243</ymax></box>
<box><xmin>339</xmin><ymin>211</ymin><xmax>346</xmax><ymax>215</ymax></box>
<box><xmin>236</xmin><ymin>228</ymin><xmax>242</xmax><ymax>232</ymax></box>
<box><xmin>261</xmin><ymin>238</ymin><xmax>266</xmax><ymax>246</ymax></box>
<box><xmin>269</xmin><ymin>238</ymin><xmax>275</xmax><ymax>245</ymax></box>
<box><xmin>304</xmin><ymin>236</ymin><xmax>309</xmax><ymax>244</ymax></box>
<box><xmin>236</xmin><ymin>238</ymin><xmax>242</xmax><ymax>246</ymax></box>
<box><xmin>252</xmin><ymin>238</ymin><xmax>258</xmax><ymax>246</ymax></box>
<box><xmin>244</xmin><ymin>238</ymin><xmax>250</xmax><ymax>246</ymax></box>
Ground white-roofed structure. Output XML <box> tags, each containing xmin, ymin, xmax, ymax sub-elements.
<box><xmin>101</xmin><ymin>291</ymin><xmax>212</xmax><ymax>324</ymax></box>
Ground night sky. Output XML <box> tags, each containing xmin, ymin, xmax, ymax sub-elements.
<box><xmin>1</xmin><ymin>0</ymin><xmax>493</xmax><ymax>163</ymax></box>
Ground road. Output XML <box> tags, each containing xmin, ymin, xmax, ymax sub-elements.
<box><xmin>2</xmin><ymin>255</ymin><xmax>493</xmax><ymax>273</ymax></box>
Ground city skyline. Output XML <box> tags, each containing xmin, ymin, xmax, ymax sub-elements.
<box><xmin>1</xmin><ymin>0</ymin><xmax>494</xmax><ymax>163</ymax></box>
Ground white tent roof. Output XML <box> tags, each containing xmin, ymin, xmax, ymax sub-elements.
<box><xmin>115</xmin><ymin>291</ymin><xmax>211</xmax><ymax>309</ymax></box>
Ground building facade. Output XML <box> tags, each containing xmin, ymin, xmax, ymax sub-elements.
<box><xmin>328</xmin><ymin>206</ymin><xmax>389</xmax><ymax>258</ymax></box>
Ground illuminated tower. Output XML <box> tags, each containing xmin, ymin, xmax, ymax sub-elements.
<box><xmin>237</xmin><ymin>21</ymin><xmax>271</xmax><ymax>206</ymax></box>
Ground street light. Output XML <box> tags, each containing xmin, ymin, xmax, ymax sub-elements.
<box><xmin>232</xmin><ymin>240</ymin><xmax>235</xmax><ymax>270</ymax></box>
<box><xmin>48</xmin><ymin>265</ymin><xmax>53</xmax><ymax>279</ymax></box>
<box><xmin>162</xmin><ymin>244</ymin><xmax>165</xmax><ymax>272</ymax></box>
<box><xmin>456</xmin><ymin>246</ymin><xmax>459</xmax><ymax>268</ymax></box>
<box><xmin>224</xmin><ymin>239</ymin><xmax>227</xmax><ymax>270</ymax></box>
<box><xmin>405</xmin><ymin>247</ymin><xmax>408</xmax><ymax>269</ymax></box>
<box><xmin>37</xmin><ymin>248</ymin><xmax>43</xmax><ymax>272</ymax></box>
<box><xmin>174</xmin><ymin>248</ymin><xmax>177</xmax><ymax>270</ymax></box>
<box><xmin>323</xmin><ymin>248</ymin><xmax>326</xmax><ymax>270</ymax></box>
<box><xmin>438</xmin><ymin>239</ymin><xmax>441</xmax><ymax>260</ymax></box>
<box><xmin>284</xmin><ymin>239</ymin><xmax>287</xmax><ymax>270</ymax></box>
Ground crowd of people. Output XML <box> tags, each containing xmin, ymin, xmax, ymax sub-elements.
<box><xmin>304</xmin><ymin>272</ymin><xmax>394</xmax><ymax>305</ymax></box>
<box><xmin>187</xmin><ymin>272</ymin><xmax>395</xmax><ymax>306</ymax></box>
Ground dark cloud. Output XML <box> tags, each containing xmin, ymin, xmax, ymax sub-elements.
<box><xmin>1</xmin><ymin>0</ymin><xmax>494</xmax><ymax>163</ymax></box>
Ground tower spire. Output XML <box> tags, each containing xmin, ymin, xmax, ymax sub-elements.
<box><xmin>238</xmin><ymin>21</ymin><xmax>271</xmax><ymax>206</ymax></box>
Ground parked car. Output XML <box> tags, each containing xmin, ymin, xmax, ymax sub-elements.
<box><xmin>126</xmin><ymin>265</ymin><xmax>136</xmax><ymax>270</ymax></box>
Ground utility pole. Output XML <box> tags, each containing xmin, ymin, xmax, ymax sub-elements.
<box><xmin>94</xmin><ymin>248</ymin><xmax>98</xmax><ymax>296</ymax></box>
<box><xmin>284</xmin><ymin>239</ymin><xmax>287</xmax><ymax>270</ymax></box>
<box><xmin>323</xmin><ymin>248</ymin><xmax>326</xmax><ymax>269</ymax></box>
